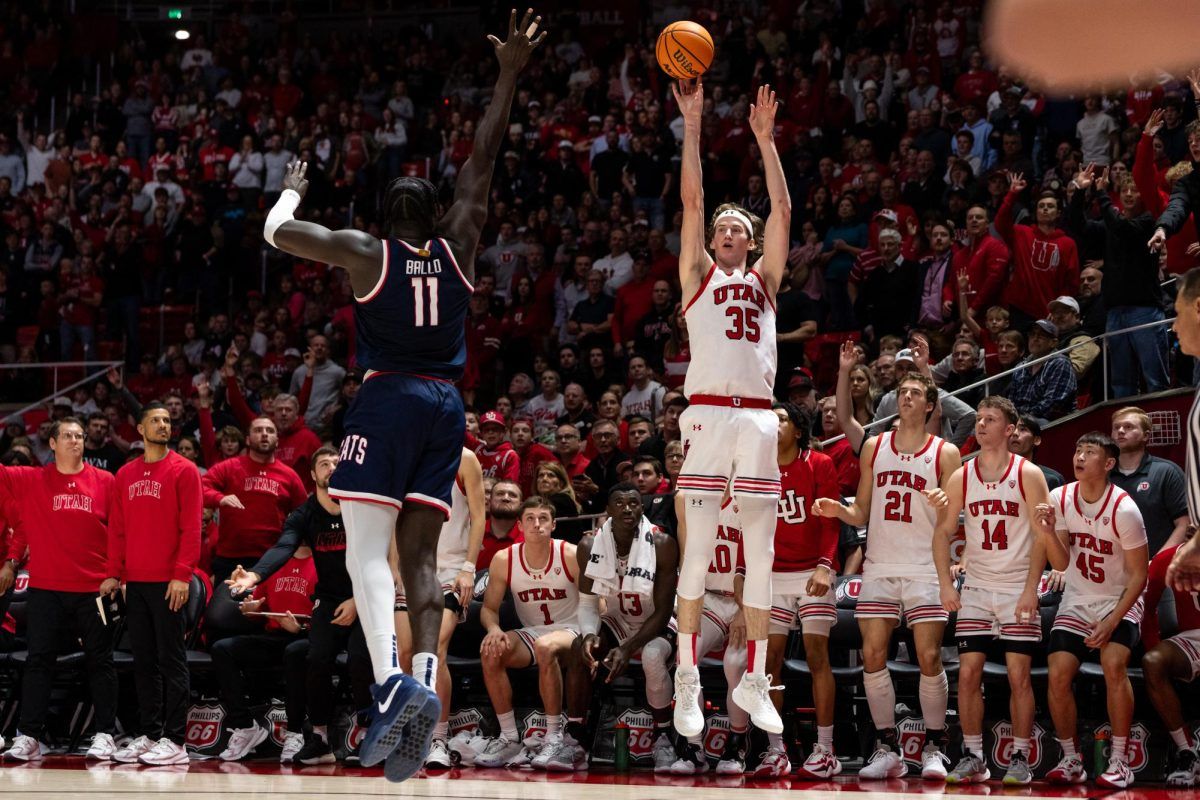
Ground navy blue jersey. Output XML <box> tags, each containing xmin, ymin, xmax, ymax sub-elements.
<box><xmin>354</xmin><ymin>237</ymin><xmax>473</xmax><ymax>380</ymax></box>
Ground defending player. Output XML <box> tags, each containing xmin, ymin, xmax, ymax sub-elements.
<box><xmin>932</xmin><ymin>396</ymin><xmax>1056</xmax><ymax>785</ymax></box>
<box><xmin>392</xmin><ymin>448</ymin><xmax>486</xmax><ymax>769</ymax></box>
<box><xmin>670</xmin><ymin>78</ymin><xmax>792</xmax><ymax>742</ymax></box>
<box><xmin>474</xmin><ymin>496</ymin><xmax>579</xmax><ymax>769</ymax></box>
<box><xmin>814</xmin><ymin>372</ymin><xmax>961</xmax><ymax>781</ymax></box>
<box><xmin>1040</xmin><ymin>433</ymin><xmax>1149</xmax><ymax>788</ymax></box>
<box><xmin>260</xmin><ymin>10</ymin><xmax>547</xmax><ymax>781</ymax></box>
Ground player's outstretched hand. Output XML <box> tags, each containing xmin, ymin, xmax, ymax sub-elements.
<box><xmin>811</xmin><ymin>497</ymin><xmax>842</xmax><ymax>519</ymax></box>
<box><xmin>282</xmin><ymin>161</ymin><xmax>308</xmax><ymax>199</ymax></box>
<box><xmin>488</xmin><ymin>8</ymin><xmax>548</xmax><ymax>74</ymax></box>
<box><xmin>748</xmin><ymin>84</ymin><xmax>779</xmax><ymax>139</ymax></box>
<box><xmin>672</xmin><ymin>78</ymin><xmax>704</xmax><ymax>124</ymax></box>
<box><xmin>225</xmin><ymin>565</ymin><xmax>259</xmax><ymax>597</ymax></box>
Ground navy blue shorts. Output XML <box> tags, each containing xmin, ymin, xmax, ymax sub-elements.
<box><xmin>329</xmin><ymin>371</ymin><xmax>464</xmax><ymax>518</ymax></box>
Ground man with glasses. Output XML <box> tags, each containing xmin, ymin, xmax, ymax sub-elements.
<box><xmin>553</xmin><ymin>424</ymin><xmax>590</xmax><ymax>479</ymax></box>
<box><xmin>574</xmin><ymin>419</ymin><xmax>627</xmax><ymax>514</ymax></box>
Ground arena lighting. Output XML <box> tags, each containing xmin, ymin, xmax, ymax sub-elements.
<box><xmin>174</xmin><ymin>29</ymin><xmax>191</xmax><ymax>40</ymax></box>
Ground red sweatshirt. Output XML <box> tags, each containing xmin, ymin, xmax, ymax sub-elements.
<box><xmin>108</xmin><ymin>450</ymin><xmax>203</xmax><ymax>584</ymax></box>
<box><xmin>946</xmin><ymin>234</ymin><xmax>1010</xmax><ymax>314</ymax></box>
<box><xmin>251</xmin><ymin>554</ymin><xmax>317</xmax><ymax>632</ymax></box>
<box><xmin>226</xmin><ymin>378</ymin><xmax>321</xmax><ymax>491</ymax></box>
<box><xmin>1142</xmin><ymin>543</ymin><xmax>1200</xmax><ymax>649</ymax></box>
<box><xmin>0</xmin><ymin>463</ymin><xmax>114</xmax><ymax>592</ymax></box>
<box><xmin>475</xmin><ymin>441</ymin><xmax>521</xmax><ymax>482</ymax></box>
<box><xmin>996</xmin><ymin>191</ymin><xmax>1080</xmax><ymax>320</ymax></box>
<box><xmin>773</xmin><ymin>450</ymin><xmax>841</xmax><ymax>572</ymax></box>
<box><xmin>517</xmin><ymin>442</ymin><xmax>556</xmax><ymax>498</ymax></box>
<box><xmin>201</xmin><ymin>453</ymin><xmax>307</xmax><ymax>560</ymax></box>
<box><xmin>1133</xmin><ymin>132</ymin><xmax>1197</xmax><ymax>275</ymax></box>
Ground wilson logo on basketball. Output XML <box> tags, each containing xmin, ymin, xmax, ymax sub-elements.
<box><xmin>990</xmin><ymin>720</ymin><xmax>1044</xmax><ymax>768</ymax></box>
<box><xmin>185</xmin><ymin>704</ymin><xmax>225</xmax><ymax>749</ymax></box>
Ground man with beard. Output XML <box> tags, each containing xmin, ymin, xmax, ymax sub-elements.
<box><xmin>511</xmin><ymin>418</ymin><xmax>555</xmax><ymax>498</ymax></box>
<box><xmin>950</xmin><ymin>206</ymin><xmax>1009</xmax><ymax>319</ymax></box>
<box><xmin>201</xmin><ymin>416</ymin><xmax>307</xmax><ymax>582</ymax></box>
<box><xmin>998</xmin><ymin>174</ymin><xmax>1080</xmax><ymax>331</ymax></box>
<box><xmin>476</xmin><ymin>479</ymin><xmax>524</xmax><ymax>571</ymax></box>
<box><xmin>102</xmin><ymin>403</ymin><xmax>202</xmax><ymax>766</ymax></box>
<box><xmin>83</xmin><ymin>411</ymin><xmax>126</xmax><ymax>474</ymax></box>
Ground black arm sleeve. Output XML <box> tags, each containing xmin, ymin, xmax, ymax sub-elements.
<box><xmin>248</xmin><ymin>504</ymin><xmax>308</xmax><ymax>581</ymax></box>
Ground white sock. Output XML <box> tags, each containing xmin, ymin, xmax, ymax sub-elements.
<box><xmin>433</xmin><ymin>721</ymin><xmax>448</xmax><ymax>740</ymax></box>
<box><xmin>918</xmin><ymin>671</ymin><xmax>948</xmax><ymax>732</ymax></box>
<box><xmin>747</xmin><ymin>639</ymin><xmax>768</xmax><ymax>676</ymax></box>
<box><xmin>1058</xmin><ymin>737</ymin><xmax>1077</xmax><ymax>757</ymax></box>
<box><xmin>545</xmin><ymin>715</ymin><xmax>561</xmax><ymax>740</ymax></box>
<box><xmin>767</xmin><ymin>731</ymin><xmax>784</xmax><ymax>751</ymax></box>
<box><xmin>341</xmin><ymin>500</ymin><xmax>404</xmax><ymax>683</ymax></box>
<box><xmin>863</xmin><ymin>668</ymin><xmax>896</xmax><ymax>731</ymax></box>
<box><xmin>1111</xmin><ymin>735</ymin><xmax>1127</xmax><ymax>762</ymax></box>
<box><xmin>964</xmin><ymin>734</ymin><xmax>983</xmax><ymax>758</ymax></box>
<box><xmin>817</xmin><ymin>725</ymin><xmax>833</xmax><ymax>751</ymax></box>
<box><xmin>1013</xmin><ymin>737</ymin><xmax>1030</xmax><ymax>756</ymax></box>
<box><xmin>497</xmin><ymin>711</ymin><xmax>518</xmax><ymax>742</ymax></box>
<box><xmin>412</xmin><ymin>652</ymin><xmax>438</xmax><ymax>691</ymax></box>
<box><xmin>312</xmin><ymin>725</ymin><xmax>328</xmax><ymax>742</ymax></box>
<box><xmin>1170</xmin><ymin>728</ymin><xmax>1191</xmax><ymax>750</ymax></box>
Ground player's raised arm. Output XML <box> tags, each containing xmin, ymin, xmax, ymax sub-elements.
<box><xmin>439</xmin><ymin>8</ymin><xmax>547</xmax><ymax>275</ymax></box>
<box><xmin>748</xmin><ymin>84</ymin><xmax>791</xmax><ymax>295</ymax></box>
<box><xmin>674</xmin><ymin>78</ymin><xmax>709</xmax><ymax>306</ymax></box>
<box><xmin>265</xmin><ymin>161</ymin><xmax>383</xmax><ymax>291</ymax></box>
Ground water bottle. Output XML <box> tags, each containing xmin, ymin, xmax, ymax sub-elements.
<box><xmin>614</xmin><ymin>721</ymin><xmax>630</xmax><ymax>772</ymax></box>
<box><xmin>1093</xmin><ymin>729</ymin><xmax>1111</xmax><ymax>776</ymax></box>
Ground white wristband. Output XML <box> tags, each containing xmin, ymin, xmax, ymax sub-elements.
<box><xmin>264</xmin><ymin>189</ymin><xmax>301</xmax><ymax>247</ymax></box>
<box><xmin>461</xmin><ymin>561</ymin><xmax>476</xmax><ymax>574</ymax></box>
<box><xmin>578</xmin><ymin>593</ymin><xmax>600</xmax><ymax>637</ymax></box>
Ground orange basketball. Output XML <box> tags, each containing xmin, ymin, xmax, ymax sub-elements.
<box><xmin>655</xmin><ymin>21</ymin><xmax>714</xmax><ymax>81</ymax></box>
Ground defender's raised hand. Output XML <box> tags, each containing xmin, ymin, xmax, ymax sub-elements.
<box><xmin>749</xmin><ymin>84</ymin><xmax>779</xmax><ymax>139</ymax></box>
<box><xmin>282</xmin><ymin>161</ymin><xmax>308</xmax><ymax>199</ymax></box>
<box><xmin>488</xmin><ymin>8</ymin><xmax>548</xmax><ymax>73</ymax></box>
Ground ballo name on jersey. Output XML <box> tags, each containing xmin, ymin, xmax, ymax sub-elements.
<box><xmin>127</xmin><ymin>479</ymin><xmax>163</xmax><ymax>500</ymax></box>
<box><xmin>713</xmin><ymin>282</ymin><xmax>768</xmax><ymax>312</ymax></box>
<box><xmin>876</xmin><ymin>469</ymin><xmax>928</xmax><ymax>491</ymax></box>
<box><xmin>1069</xmin><ymin>531</ymin><xmax>1115</xmax><ymax>556</ymax></box>
<box><xmin>405</xmin><ymin>258</ymin><xmax>443</xmax><ymax>276</ymax></box>
<box><xmin>516</xmin><ymin>587</ymin><xmax>569</xmax><ymax>603</ymax></box>
<box><xmin>967</xmin><ymin>499</ymin><xmax>1019</xmax><ymax>518</ymax></box>
<box><xmin>243</xmin><ymin>476</ymin><xmax>283</xmax><ymax>494</ymax></box>
<box><xmin>52</xmin><ymin>493</ymin><xmax>93</xmax><ymax>512</ymax></box>
<box><xmin>777</xmin><ymin>489</ymin><xmax>808</xmax><ymax>524</ymax></box>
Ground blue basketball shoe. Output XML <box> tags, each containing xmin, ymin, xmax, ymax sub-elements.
<box><xmin>359</xmin><ymin>673</ymin><xmax>437</xmax><ymax>771</ymax></box>
<box><xmin>383</xmin><ymin>691</ymin><xmax>442</xmax><ymax>782</ymax></box>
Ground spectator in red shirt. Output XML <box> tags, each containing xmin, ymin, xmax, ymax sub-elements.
<box><xmin>996</xmin><ymin>172</ymin><xmax>1080</xmax><ymax>329</ymax></box>
<box><xmin>201</xmin><ymin>416</ymin><xmax>307</xmax><ymax>582</ymax></box>
<box><xmin>554</xmin><ymin>422</ymin><xmax>591</xmax><ymax>479</ymax></box>
<box><xmin>474</xmin><ymin>410</ymin><xmax>520</xmax><ymax>482</ymax></box>
<box><xmin>58</xmin><ymin>257</ymin><xmax>103</xmax><ymax>360</ymax></box>
<box><xmin>463</xmin><ymin>289</ymin><xmax>502</xmax><ymax>407</ymax></box>
<box><xmin>511</xmin><ymin>418</ymin><xmax>555</xmax><ymax>498</ymax></box>
<box><xmin>953</xmin><ymin>50</ymin><xmax>997</xmax><ymax>108</ymax></box>
<box><xmin>101</xmin><ymin>402</ymin><xmax>202</xmax><ymax>765</ymax></box>
<box><xmin>271</xmin><ymin>67</ymin><xmax>304</xmax><ymax>122</ymax></box>
<box><xmin>817</xmin><ymin>396</ymin><xmax>860</xmax><ymax>496</ymax></box>
<box><xmin>949</xmin><ymin>205</ymin><xmax>1010</xmax><ymax>316</ymax></box>
<box><xmin>612</xmin><ymin>249</ymin><xmax>656</xmax><ymax>357</ymax></box>
<box><xmin>476</xmin><ymin>479</ymin><xmax>524</xmax><ymax>571</ymax></box>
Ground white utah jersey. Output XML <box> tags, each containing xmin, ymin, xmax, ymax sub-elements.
<box><xmin>963</xmin><ymin>454</ymin><xmax>1033</xmax><ymax>588</ymax></box>
<box><xmin>865</xmin><ymin>431</ymin><xmax>947</xmax><ymax>579</ymax></box>
<box><xmin>599</xmin><ymin>553</ymin><xmax>659</xmax><ymax>640</ymax></box>
<box><xmin>682</xmin><ymin>264</ymin><xmax>777</xmax><ymax>399</ymax></box>
<box><xmin>436</xmin><ymin>475</ymin><xmax>470</xmax><ymax>573</ymax></box>
<box><xmin>706</xmin><ymin>499</ymin><xmax>744</xmax><ymax>595</ymax></box>
<box><xmin>1051</xmin><ymin>482</ymin><xmax>1148</xmax><ymax>603</ymax></box>
<box><xmin>507</xmin><ymin>540</ymin><xmax>579</xmax><ymax>628</ymax></box>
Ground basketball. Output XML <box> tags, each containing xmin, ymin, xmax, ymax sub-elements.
<box><xmin>655</xmin><ymin>21</ymin><xmax>713</xmax><ymax>81</ymax></box>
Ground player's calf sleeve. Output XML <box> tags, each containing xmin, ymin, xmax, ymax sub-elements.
<box><xmin>733</xmin><ymin>494</ymin><xmax>777</xmax><ymax>610</ymax></box>
<box><xmin>641</xmin><ymin>637</ymin><xmax>675</xmax><ymax>710</ymax></box>
<box><xmin>918</xmin><ymin>670</ymin><xmax>949</xmax><ymax>733</ymax></box>
<box><xmin>677</xmin><ymin>491</ymin><xmax>722</xmax><ymax>601</ymax></box>
<box><xmin>342</xmin><ymin>500</ymin><xmax>404</xmax><ymax>683</ymax></box>
<box><xmin>863</xmin><ymin>667</ymin><xmax>896</xmax><ymax>732</ymax></box>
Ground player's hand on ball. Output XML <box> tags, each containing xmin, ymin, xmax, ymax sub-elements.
<box><xmin>672</xmin><ymin>78</ymin><xmax>704</xmax><ymax>123</ymax></box>
<box><xmin>488</xmin><ymin>8</ymin><xmax>548</xmax><ymax>74</ymax></box>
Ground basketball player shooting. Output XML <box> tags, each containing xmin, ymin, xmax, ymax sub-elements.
<box><xmin>260</xmin><ymin>8</ymin><xmax>546</xmax><ymax>783</ymax></box>
<box><xmin>670</xmin><ymin>78</ymin><xmax>792</xmax><ymax>740</ymax></box>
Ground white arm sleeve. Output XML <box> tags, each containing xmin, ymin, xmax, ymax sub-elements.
<box><xmin>264</xmin><ymin>189</ymin><xmax>301</xmax><ymax>248</ymax></box>
<box><xmin>578</xmin><ymin>592</ymin><xmax>600</xmax><ymax>637</ymax></box>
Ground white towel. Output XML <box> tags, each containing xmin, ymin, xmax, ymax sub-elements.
<box><xmin>586</xmin><ymin>516</ymin><xmax>658</xmax><ymax>599</ymax></box>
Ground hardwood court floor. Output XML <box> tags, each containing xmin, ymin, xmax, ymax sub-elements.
<box><xmin>0</xmin><ymin>760</ymin><xmax>1190</xmax><ymax>800</ymax></box>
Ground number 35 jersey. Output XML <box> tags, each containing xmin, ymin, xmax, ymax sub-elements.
<box><xmin>865</xmin><ymin>431</ymin><xmax>947</xmax><ymax>580</ymax></box>
<box><xmin>1050</xmin><ymin>482</ymin><xmax>1147</xmax><ymax>603</ymax></box>
<box><xmin>682</xmin><ymin>264</ymin><xmax>777</xmax><ymax>399</ymax></box>
<box><xmin>355</xmin><ymin>237</ymin><xmax>473</xmax><ymax>380</ymax></box>
<box><xmin>962</xmin><ymin>454</ymin><xmax>1033</xmax><ymax>589</ymax></box>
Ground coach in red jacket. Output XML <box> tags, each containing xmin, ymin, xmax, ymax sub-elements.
<box><xmin>0</xmin><ymin>417</ymin><xmax>118</xmax><ymax>762</ymax></box>
<box><xmin>201</xmin><ymin>416</ymin><xmax>307</xmax><ymax>582</ymax></box>
<box><xmin>101</xmin><ymin>402</ymin><xmax>203</xmax><ymax>765</ymax></box>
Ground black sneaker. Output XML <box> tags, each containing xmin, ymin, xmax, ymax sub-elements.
<box><xmin>296</xmin><ymin>734</ymin><xmax>336</xmax><ymax>765</ymax></box>
<box><xmin>669</xmin><ymin>739</ymin><xmax>710</xmax><ymax>775</ymax></box>
<box><xmin>345</xmin><ymin>742</ymin><xmax>362</xmax><ymax>764</ymax></box>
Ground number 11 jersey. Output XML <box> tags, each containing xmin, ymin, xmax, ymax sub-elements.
<box><xmin>865</xmin><ymin>431</ymin><xmax>947</xmax><ymax>579</ymax></box>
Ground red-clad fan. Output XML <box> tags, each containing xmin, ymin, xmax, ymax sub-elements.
<box><xmin>201</xmin><ymin>416</ymin><xmax>307</xmax><ymax>582</ymax></box>
<box><xmin>0</xmin><ymin>417</ymin><xmax>120</xmax><ymax>763</ymax></box>
<box><xmin>101</xmin><ymin>402</ymin><xmax>203</xmax><ymax>766</ymax></box>
<box><xmin>510</xmin><ymin>417</ymin><xmax>555</xmax><ymax>497</ymax></box>
<box><xmin>996</xmin><ymin>172</ymin><xmax>1080</xmax><ymax>327</ymax></box>
<box><xmin>1141</xmin><ymin>534</ymin><xmax>1200</xmax><ymax>787</ymax></box>
<box><xmin>476</xmin><ymin>479</ymin><xmax>525</xmax><ymax>571</ymax></box>
<box><xmin>475</xmin><ymin>411</ymin><xmax>521</xmax><ymax>482</ymax></box>
<box><xmin>754</xmin><ymin>402</ymin><xmax>842</xmax><ymax>778</ymax></box>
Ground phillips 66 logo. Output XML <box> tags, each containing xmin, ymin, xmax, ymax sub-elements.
<box><xmin>186</xmin><ymin>704</ymin><xmax>225</xmax><ymax>749</ymax></box>
<box><xmin>991</xmin><ymin>720</ymin><xmax>1044</xmax><ymax>768</ymax></box>
<box><xmin>450</xmin><ymin>708</ymin><xmax>484</xmax><ymax>736</ymax></box>
<box><xmin>703</xmin><ymin>714</ymin><xmax>731</xmax><ymax>760</ymax></box>
<box><xmin>1095</xmin><ymin>722</ymin><xmax>1149</xmax><ymax>772</ymax></box>
<box><xmin>898</xmin><ymin>716</ymin><xmax>926</xmax><ymax>768</ymax></box>
<box><xmin>617</xmin><ymin>708</ymin><xmax>656</xmax><ymax>759</ymax></box>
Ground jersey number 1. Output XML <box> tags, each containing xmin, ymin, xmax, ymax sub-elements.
<box><xmin>411</xmin><ymin>277</ymin><xmax>440</xmax><ymax>326</ymax></box>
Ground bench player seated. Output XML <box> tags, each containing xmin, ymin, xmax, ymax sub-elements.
<box><xmin>1142</xmin><ymin>527</ymin><xmax>1200</xmax><ymax>787</ymax></box>
<box><xmin>1039</xmin><ymin>433</ymin><xmax>1148</xmax><ymax>788</ymax></box>
<box><xmin>473</xmin><ymin>496</ymin><xmax>580</xmax><ymax>769</ymax></box>
<box><xmin>567</xmin><ymin>483</ymin><xmax>680</xmax><ymax>772</ymax></box>
<box><xmin>932</xmin><ymin>396</ymin><xmax>1055</xmax><ymax>786</ymax></box>
<box><xmin>392</xmin><ymin>448</ymin><xmax>485</xmax><ymax>769</ymax></box>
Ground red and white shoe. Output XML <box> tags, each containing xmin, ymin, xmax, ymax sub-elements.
<box><xmin>1096</xmin><ymin>757</ymin><xmax>1134</xmax><ymax>789</ymax></box>
<box><xmin>1045</xmin><ymin>753</ymin><xmax>1088</xmax><ymax>784</ymax></box>
<box><xmin>752</xmin><ymin>746</ymin><xmax>792</xmax><ymax>778</ymax></box>
<box><xmin>798</xmin><ymin>744</ymin><xmax>842</xmax><ymax>779</ymax></box>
